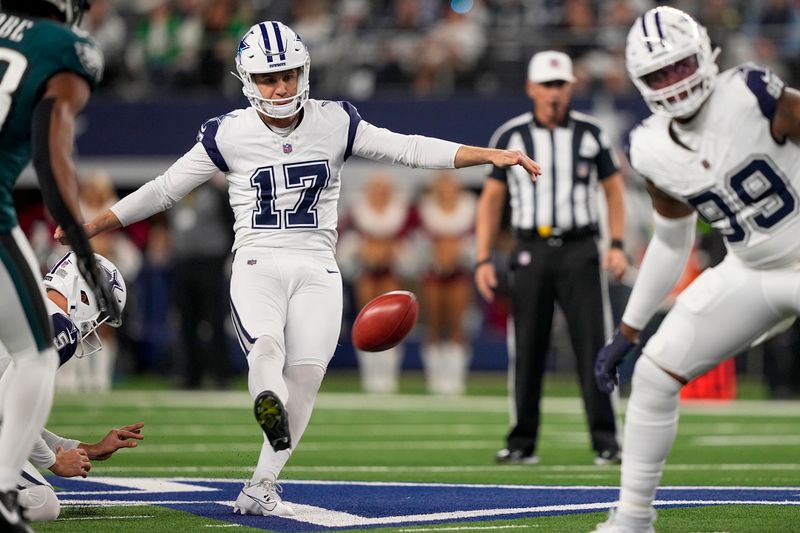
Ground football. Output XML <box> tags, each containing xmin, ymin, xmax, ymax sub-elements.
<box><xmin>352</xmin><ymin>290</ymin><xmax>418</xmax><ymax>352</ymax></box>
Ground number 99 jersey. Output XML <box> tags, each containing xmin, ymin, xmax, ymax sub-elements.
<box><xmin>629</xmin><ymin>64</ymin><xmax>800</xmax><ymax>269</ymax></box>
<box><xmin>0</xmin><ymin>13</ymin><xmax>103</xmax><ymax>232</ymax></box>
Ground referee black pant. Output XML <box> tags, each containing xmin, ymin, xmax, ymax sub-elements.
<box><xmin>506</xmin><ymin>235</ymin><xmax>618</xmax><ymax>455</ymax></box>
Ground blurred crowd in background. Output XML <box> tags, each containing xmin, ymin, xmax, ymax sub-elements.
<box><xmin>90</xmin><ymin>0</ymin><xmax>800</xmax><ymax>100</ymax></box>
<box><xmin>10</xmin><ymin>0</ymin><xmax>800</xmax><ymax>396</ymax></box>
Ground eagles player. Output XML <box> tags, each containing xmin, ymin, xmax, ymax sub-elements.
<box><xmin>0</xmin><ymin>1</ymin><xmax>120</xmax><ymax>530</ymax></box>
<box><xmin>0</xmin><ymin>251</ymin><xmax>143</xmax><ymax>523</ymax></box>
<box><xmin>60</xmin><ymin>20</ymin><xmax>541</xmax><ymax>517</ymax></box>
<box><xmin>593</xmin><ymin>6</ymin><xmax>800</xmax><ymax>532</ymax></box>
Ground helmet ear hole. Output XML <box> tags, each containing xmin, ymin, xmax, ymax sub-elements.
<box><xmin>80</xmin><ymin>291</ymin><xmax>90</xmax><ymax>305</ymax></box>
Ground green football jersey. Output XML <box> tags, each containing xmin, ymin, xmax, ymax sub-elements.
<box><xmin>0</xmin><ymin>12</ymin><xmax>103</xmax><ymax>232</ymax></box>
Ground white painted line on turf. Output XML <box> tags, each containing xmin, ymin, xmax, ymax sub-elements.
<box><xmin>58</xmin><ymin>515</ymin><xmax>154</xmax><ymax>521</ymax></box>
<box><xmin>279</xmin><ymin>501</ymin><xmax>614</xmax><ymax>527</ymax></box>
<box><xmin>57</xmin><ymin>478</ymin><xmax>216</xmax><ymax>495</ymax></box>
<box><xmin>399</xmin><ymin>526</ymin><xmax>536</xmax><ymax>531</ymax></box>
<box><xmin>691</xmin><ymin>435</ymin><xmax>800</xmax><ymax>446</ymax></box>
<box><xmin>68</xmin><ymin>477</ymin><xmax>800</xmax><ymax>492</ymax></box>
<box><xmin>137</xmin><ymin>441</ymin><xmax>508</xmax><ymax>453</ymax></box>
<box><xmin>204</xmin><ymin>525</ymin><xmax>242</xmax><ymax>528</ymax></box>
<box><xmin>90</xmin><ymin>463</ymin><xmax>800</xmax><ymax>474</ymax></box>
<box><xmin>53</xmin><ymin>390</ymin><xmax>800</xmax><ymax>416</ymax></box>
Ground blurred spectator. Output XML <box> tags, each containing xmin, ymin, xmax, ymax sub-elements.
<box><xmin>198</xmin><ymin>0</ymin><xmax>252</xmax><ymax>95</ymax></box>
<box><xmin>374</xmin><ymin>0</ymin><xmax>439</xmax><ymax>91</ymax></box>
<box><xmin>57</xmin><ymin>171</ymin><xmax>141</xmax><ymax>391</ymax></box>
<box><xmin>126</xmin><ymin>0</ymin><xmax>201</xmax><ymax>93</ymax></box>
<box><xmin>340</xmin><ymin>173</ymin><xmax>414</xmax><ymax>393</ymax></box>
<box><xmin>417</xmin><ymin>171</ymin><xmax>476</xmax><ymax>395</ymax></box>
<box><xmin>412</xmin><ymin>1</ymin><xmax>488</xmax><ymax>96</ymax></box>
<box><xmin>168</xmin><ymin>175</ymin><xmax>234</xmax><ymax>389</ymax></box>
<box><xmin>83</xmin><ymin>0</ymin><xmax>127</xmax><ymax>91</ymax></box>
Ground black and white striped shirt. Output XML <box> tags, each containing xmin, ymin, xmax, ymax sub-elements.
<box><xmin>488</xmin><ymin>110</ymin><xmax>619</xmax><ymax>233</ymax></box>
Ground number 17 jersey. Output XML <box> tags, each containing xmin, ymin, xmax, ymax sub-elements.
<box><xmin>197</xmin><ymin>100</ymin><xmax>361</xmax><ymax>253</ymax></box>
<box><xmin>628</xmin><ymin>64</ymin><xmax>800</xmax><ymax>270</ymax></box>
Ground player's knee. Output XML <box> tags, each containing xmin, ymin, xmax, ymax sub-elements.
<box><xmin>18</xmin><ymin>485</ymin><xmax>60</xmax><ymax>522</ymax></box>
<box><xmin>248</xmin><ymin>336</ymin><xmax>284</xmax><ymax>363</ymax></box>
<box><xmin>631</xmin><ymin>356</ymin><xmax>682</xmax><ymax>412</ymax></box>
<box><xmin>285</xmin><ymin>363</ymin><xmax>325</xmax><ymax>396</ymax></box>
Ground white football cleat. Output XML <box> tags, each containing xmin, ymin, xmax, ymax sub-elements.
<box><xmin>233</xmin><ymin>480</ymin><xmax>295</xmax><ymax>517</ymax></box>
<box><xmin>590</xmin><ymin>508</ymin><xmax>656</xmax><ymax>533</ymax></box>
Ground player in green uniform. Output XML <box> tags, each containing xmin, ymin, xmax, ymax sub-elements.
<box><xmin>0</xmin><ymin>1</ymin><xmax>120</xmax><ymax>531</ymax></box>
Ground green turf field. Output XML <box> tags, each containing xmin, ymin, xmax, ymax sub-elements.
<box><xmin>34</xmin><ymin>371</ymin><xmax>800</xmax><ymax>532</ymax></box>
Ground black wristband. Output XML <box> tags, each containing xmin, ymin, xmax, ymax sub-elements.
<box><xmin>474</xmin><ymin>257</ymin><xmax>493</xmax><ymax>269</ymax></box>
<box><xmin>610</xmin><ymin>239</ymin><xmax>625</xmax><ymax>250</ymax></box>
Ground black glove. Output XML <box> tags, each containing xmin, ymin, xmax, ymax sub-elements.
<box><xmin>594</xmin><ymin>330</ymin><xmax>638</xmax><ymax>394</ymax></box>
<box><xmin>75</xmin><ymin>253</ymin><xmax>121</xmax><ymax>325</ymax></box>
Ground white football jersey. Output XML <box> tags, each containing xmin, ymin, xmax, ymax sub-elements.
<box><xmin>111</xmin><ymin>99</ymin><xmax>460</xmax><ymax>253</ymax></box>
<box><xmin>629</xmin><ymin>64</ymin><xmax>800</xmax><ymax>269</ymax></box>
<box><xmin>199</xmin><ymin>100</ymin><xmax>359</xmax><ymax>251</ymax></box>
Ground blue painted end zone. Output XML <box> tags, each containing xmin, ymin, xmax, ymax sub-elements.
<box><xmin>54</xmin><ymin>478</ymin><xmax>800</xmax><ymax>532</ymax></box>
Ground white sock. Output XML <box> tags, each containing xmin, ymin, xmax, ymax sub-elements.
<box><xmin>440</xmin><ymin>341</ymin><xmax>469</xmax><ymax>396</ymax></box>
<box><xmin>251</xmin><ymin>364</ymin><xmax>325</xmax><ymax>482</ymax></box>
<box><xmin>618</xmin><ymin>356</ymin><xmax>682</xmax><ymax>519</ymax></box>
<box><xmin>247</xmin><ymin>336</ymin><xmax>288</xmax><ymax>403</ymax></box>
<box><xmin>421</xmin><ymin>343</ymin><xmax>443</xmax><ymax>394</ymax></box>
<box><xmin>356</xmin><ymin>347</ymin><xmax>401</xmax><ymax>394</ymax></box>
<box><xmin>0</xmin><ymin>350</ymin><xmax>58</xmax><ymax>490</ymax></box>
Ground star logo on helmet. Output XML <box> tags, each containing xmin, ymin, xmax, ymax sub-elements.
<box><xmin>100</xmin><ymin>264</ymin><xmax>124</xmax><ymax>293</ymax></box>
<box><xmin>238</xmin><ymin>37</ymin><xmax>250</xmax><ymax>56</ymax></box>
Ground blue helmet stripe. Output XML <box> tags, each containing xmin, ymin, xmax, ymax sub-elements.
<box><xmin>654</xmin><ymin>10</ymin><xmax>665</xmax><ymax>45</ymax></box>
<box><xmin>641</xmin><ymin>14</ymin><xmax>652</xmax><ymax>52</ymax></box>
<box><xmin>259</xmin><ymin>22</ymin><xmax>273</xmax><ymax>63</ymax></box>
<box><xmin>271</xmin><ymin>21</ymin><xmax>287</xmax><ymax>61</ymax></box>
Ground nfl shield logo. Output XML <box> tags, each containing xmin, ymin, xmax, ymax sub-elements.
<box><xmin>282</xmin><ymin>143</ymin><xmax>293</xmax><ymax>154</ymax></box>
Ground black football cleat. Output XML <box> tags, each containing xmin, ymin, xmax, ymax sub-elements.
<box><xmin>254</xmin><ymin>390</ymin><xmax>292</xmax><ymax>452</ymax></box>
<box><xmin>0</xmin><ymin>490</ymin><xmax>33</xmax><ymax>533</ymax></box>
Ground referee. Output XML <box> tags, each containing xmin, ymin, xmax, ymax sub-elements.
<box><xmin>475</xmin><ymin>50</ymin><xmax>628</xmax><ymax>465</ymax></box>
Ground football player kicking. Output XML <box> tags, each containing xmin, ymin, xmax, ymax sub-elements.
<box><xmin>56</xmin><ymin>20</ymin><xmax>541</xmax><ymax>518</ymax></box>
<box><xmin>592</xmin><ymin>6</ymin><xmax>800</xmax><ymax>533</ymax></box>
<box><xmin>0</xmin><ymin>252</ymin><xmax>143</xmax><ymax>522</ymax></box>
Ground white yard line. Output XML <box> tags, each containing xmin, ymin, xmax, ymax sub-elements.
<box><xmin>53</xmin><ymin>390</ymin><xmax>800</xmax><ymax>416</ymax></box>
<box><xmin>58</xmin><ymin>515</ymin><xmax>154</xmax><ymax>521</ymax></box>
<box><xmin>399</xmin><ymin>526</ymin><xmax>536</xmax><ymax>532</ymax></box>
<box><xmin>90</xmin><ymin>463</ymin><xmax>800</xmax><ymax>474</ymax></box>
<box><xmin>690</xmin><ymin>435</ymin><xmax>800</xmax><ymax>446</ymax></box>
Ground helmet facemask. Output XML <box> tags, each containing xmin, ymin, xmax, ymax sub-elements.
<box><xmin>626</xmin><ymin>6</ymin><xmax>720</xmax><ymax>119</ymax></box>
<box><xmin>234</xmin><ymin>22</ymin><xmax>311</xmax><ymax>120</ymax></box>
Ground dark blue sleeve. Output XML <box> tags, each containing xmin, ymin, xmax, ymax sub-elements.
<box><xmin>197</xmin><ymin>116</ymin><xmax>230</xmax><ymax>172</ymax></box>
<box><xmin>51</xmin><ymin>313</ymin><xmax>79</xmax><ymax>366</ymax></box>
<box><xmin>737</xmin><ymin>63</ymin><xmax>785</xmax><ymax>121</ymax></box>
<box><xmin>338</xmin><ymin>101</ymin><xmax>362</xmax><ymax>161</ymax></box>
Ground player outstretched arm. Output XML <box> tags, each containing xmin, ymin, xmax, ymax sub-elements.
<box><xmin>350</xmin><ymin>119</ymin><xmax>541</xmax><ymax>179</ymax></box>
<box><xmin>594</xmin><ymin>181</ymin><xmax>695</xmax><ymax>393</ymax></box>
<box><xmin>454</xmin><ymin>145</ymin><xmax>541</xmax><ymax>178</ymax></box>
<box><xmin>55</xmin><ymin>143</ymin><xmax>220</xmax><ymax>242</ymax></box>
<box><xmin>33</xmin><ymin>72</ymin><xmax>120</xmax><ymax>324</ymax></box>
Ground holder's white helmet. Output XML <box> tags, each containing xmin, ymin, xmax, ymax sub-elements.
<box><xmin>43</xmin><ymin>252</ymin><xmax>126</xmax><ymax>357</ymax></box>
<box><xmin>626</xmin><ymin>6</ymin><xmax>719</xmax><ymax>119</ymax></box>
<box><xmin>235</xmin><ymin>21</ymin><xmax>310</xmax><ymax>119</ymax></box>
